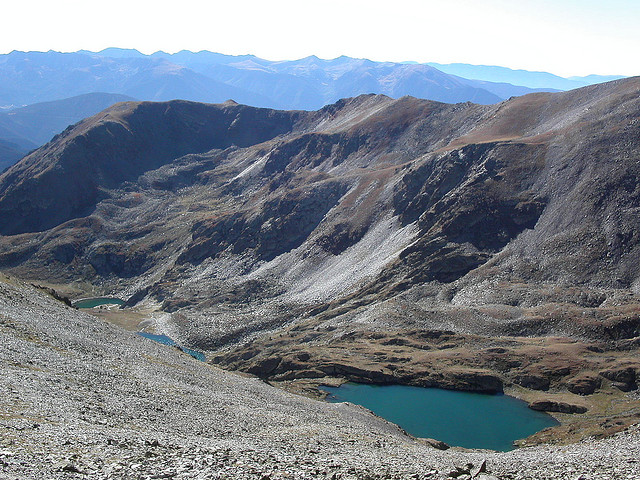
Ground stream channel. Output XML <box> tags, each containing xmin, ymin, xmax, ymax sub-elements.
<box><xmin>74</xmin><ymin>297</ymin><xmax>206</xmax><ymax>361</ymax></box>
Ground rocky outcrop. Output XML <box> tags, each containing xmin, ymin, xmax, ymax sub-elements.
<box><xmin>600</xmin><ymin>366</ymin><xmax>639</xmax><ymax>391</ymax></box>
<box><xmin>529</xmin><ymin>400</ymin><xmax>588</xmax><ymax>414</ymax></box>
<box><xmin>422</xmin><ymin>438</ymin><xmax>450</xmax><ymax>450</ymax></box>
<box><xmin>565</xmin><ymin>374</ymin><xmax>601</xmax><ymax>395</ymax></box>
<box><xmin>430</xmin><ymin>368</ymin><xmax>504</xmax><ymax>394</ymax></box>
<box><xmin>222</xmin><ymin>346</ymin><xmax>505</xmax><ymax>393</ymax></box>
<box><xmin>87</xmin><ymin>243</ymin><xmax>149</xmax><ymax>277</ymax></box>
<box><xmin>177</xmin><ymin>180</ymin><xmax>349</xmax><ymax>264</ymax></box>
<box><xmin>513</xmin><ymin>374</ymin><xmax>550</xmax><ymax>391</ymax></box>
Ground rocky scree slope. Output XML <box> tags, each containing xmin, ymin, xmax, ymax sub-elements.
<box><xmin>0</xmin><ymin>79</ymin><xmax>639</xmax><ymax>426</ymax></box>
<box><xmin>1</xmin><ymin>274</ymin><xmax>640</xmax><ymax>479</ymax></box>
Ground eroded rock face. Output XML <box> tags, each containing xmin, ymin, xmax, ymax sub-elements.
<box><xmin>177</xmin><ymin>180</ymin><xmax>349</xmax><ymax>265</ymax></box>
<box><xmin>566</xmin><ymin>374</ymin><xmax>601</xmax><ymax>395</ymax></box>
<box><xmin>600</xmin><ymin>366</ymin><xmax>639</xmax><ymax>391</ymax></box>
<box><xmin>87</xmin><ymin>243</ymin><xmax>148</xmax><ymax>277</ymax></box>
<box><xmin>513</xmin><ymin>374</ymin><xmax>550</xmax><ymax>391</ymax></box>
<box><xmin>213</xmin><ymin>325</ymin><xmax>640</xmax><ymax>408</ymax></box>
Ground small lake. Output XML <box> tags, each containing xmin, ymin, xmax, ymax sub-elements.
<box><xmin>137</xmin><ymin>332</ymin><xmax>206</xmax><ymax>362</ymax></box>
<box><xmin>74</xmin><ymin>297</ymin><xmax>125</xmax><ymax>309</ymax></box>
<box><xmin>321</xmin><ymin>382</ymin><xmax>559</xmax><ymax>451</ymax></box>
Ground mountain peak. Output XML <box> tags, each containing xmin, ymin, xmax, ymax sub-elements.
<box><xmin>96</xmin><ymin>47</ymin><xmax>145</xmax><ymax>58</ymax></box>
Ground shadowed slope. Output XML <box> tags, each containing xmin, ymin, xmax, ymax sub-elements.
<box><xmin>0</xmin><ymin>100</ymin><xmax>301</xmax><ymax>234</ymax></box>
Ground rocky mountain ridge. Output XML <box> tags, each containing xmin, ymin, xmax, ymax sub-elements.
<box><xmin>0</xmin><ymin>77</ymin><xmax>639</xmax><ymax>443</ymax></box>
<box><xmin>0</xmin><ymin>92</ymin><xmax>136</xmax><ymax>171</ymax></box>
<box><xmin>2</xmin><ymin>78</ymin><xmax>638</xmax><ymax>288</ymax></box>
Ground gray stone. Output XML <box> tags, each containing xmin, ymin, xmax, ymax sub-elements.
<box><xmin>471</xmin><ymin>459</ymin><xmax>487</xmax><ymax>477</ymax></box>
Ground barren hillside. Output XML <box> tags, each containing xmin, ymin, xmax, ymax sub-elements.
<box><xmin>0</xmin><ymin>78</ymin><xmax>639</xmax><ymax>443</ymax></box>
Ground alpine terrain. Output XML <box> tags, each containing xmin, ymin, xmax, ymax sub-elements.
<box><xmin>0</xmin><ymin>76</ymin><xmax>640</xmax><ymax>477</ymax></box>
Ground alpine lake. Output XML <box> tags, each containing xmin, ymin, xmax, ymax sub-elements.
<box><xmin>73</xmin><ymin>297</ymin><xmax>125</xmax><ymax>309</ymax></box>
<box><xmin>321</xmin><ymin>382</ymin><xmax>559</xmax><ymax>451</ymax></box>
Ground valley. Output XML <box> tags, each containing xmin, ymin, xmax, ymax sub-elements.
<box><xmin>0</xmin><ymin>74</ymin><xmax>640</xmax><ymax>476</ymax></box>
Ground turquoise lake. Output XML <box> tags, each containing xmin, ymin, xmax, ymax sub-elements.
<box><xmin>320</xmin><ymin>382</ymin><xmax>559</xmax><ymax>451</ymax></box>
<box><xmin>74</xmin><ymin>297</ymin><xmax>125</xmax><ymax>308</ymax></box>
<box><xmin>137</xmin><ymin>332</ymin><xmax>206</xmax><ymax>362</ymax></box>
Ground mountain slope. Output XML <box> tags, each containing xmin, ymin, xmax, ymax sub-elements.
<box><xmin>0</xmin><ymin>79</ymin><xmax>639</xmax><ymax>427</ymax></box>
<box><xmin>3</xmin><ymin>275</ymin><xmax>639</xmax><ymax>477</ymax></box>
<box><xmin>2</xmin><ymin>79</ymin><xmax>639</xmax><ymax>288</ymax></box>
<box><xmin>0</xmin><ymin>92</ymin><xmax>136</xmax><ymax>147</ymax></box>
<box><xmin>0</xmin><ymin>99</ymin><xmax>301</xmax><ymax>234</ymax></box>
<box><xmin>0</xmin><ymin>274</ymin><xmax>440</xmax><ymax>477</ymax></box>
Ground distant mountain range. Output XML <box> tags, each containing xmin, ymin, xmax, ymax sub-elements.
<box><xmin>427</xmin><ymin>62</ymin><xmax>626</xmax><ymax>90</ymax></box>
<box><xmin>1</xmin><ymin>49</ymin><xmax>626</xmax><ymax>113</ymax></box>
<box><xmin>94</xmin><ymin>49</ymin><xmax>552</xmax><ymax>106</ymax></box>
<box><xmin>1</xmin><ymin>49</ymin><xmax>574</xmax><ymax>114</ymax></box>
<box><xmin>0</xmin><ymin>50</ymin><xmax>269</xmax><ymax>109</ymax></box>
<box><xmin>0</xmin><ymin>49</ymin><xmax>627</xmax><ymax>170</ymax></box>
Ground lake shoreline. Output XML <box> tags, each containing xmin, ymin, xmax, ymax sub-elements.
<box><xmin>320</xmin><ymin>381</ymin><xmax>559</xmax><ymax>452</ymax></box>
<box><xmin>72</xmin><ymin>296</ymin><xmax>125</xmax><ymax>309</ymax></box>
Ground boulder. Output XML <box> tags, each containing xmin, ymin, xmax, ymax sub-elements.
<box><xmin>423</xmin><ymin>438</ymin><xmax>450</xmax><ymax>450</ymax></box>
<box><xmin>470</xmin><ymin>459</ymin><xmax>487</xmax><ymax>477</ymax></box>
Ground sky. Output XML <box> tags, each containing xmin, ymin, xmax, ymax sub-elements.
<box><xmin>2</xmin><ymin>0</ymin><xmax>639</xmax><ymax>77</ymax></box>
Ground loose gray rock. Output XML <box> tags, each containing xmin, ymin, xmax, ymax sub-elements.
<box><xmin>0</xmin><ymin>278</ymin><xmax>639</xmax><ymax>480</ymax></box>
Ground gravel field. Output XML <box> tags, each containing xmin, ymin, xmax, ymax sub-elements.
<box><xmin>1</xmin><ymin>278</ymin><xmax>639</xmax><ymax>479</ymax></box>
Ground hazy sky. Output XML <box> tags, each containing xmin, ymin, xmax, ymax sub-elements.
<box><xmin>2</xmin><ymin>0</ymin><xmax>639</xmax><ymax>77</ymax></box>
